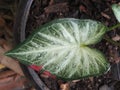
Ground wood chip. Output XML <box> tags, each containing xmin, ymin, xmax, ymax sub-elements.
<box><xmin>72</xmin><ymin>80</ymin><xmax>80</xmax><ymax>83</ymax></box>
<box><xmin>0</xmin><ymin>16</ymin><xmax>5</xmax><ymax>27</ymax></box>
<box><xmin>112</xmin><ymin>34</ymin><xmax>120</xmax><ymax>41</ymax></box>
<box><xmin>101</xmin><ymin>12</ymin><xmax>111</xmax><ymax>19</ymax></box>
<box><xmin>60</xmin><ymin>83</ymin><xmax>70</xmax><ymax>90</ymax></box>
<box><xmin>79</xmin><ymin>5</ymin><xmax>88</xmax><ymax>13</ymax></box>
<box><xmin>119</xmin><ymin>2</ymin><xmax>120</xmax><ymax>5</ymax></box>
<box><xmin>49</xmin><ymin>0</ymin><xmax>54</xmax><ymax>5</ymax></box>
<box><xmin>89</xmin><ymin>77</ymin><xmax>94</xmax><ymax>83</ymax></box>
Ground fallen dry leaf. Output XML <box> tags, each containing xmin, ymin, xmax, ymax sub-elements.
<box><xmin>0</xmin><ymin>71</ymin><xmax>29</xmax><ymax>90</ymax></box>
<box><xmin>0</xmin><ymin>50</ymin><xmax>24</xmax><ymax>76</ymax></box>
<box><xmin>0</xmin><ymin>70</ymin><xmax>16</xmax><ymax>79</ymax></box>
<box><xmin>0</xmin><ymin>39</ymin><xmax>24</xmax><ymax>76</ymax></box>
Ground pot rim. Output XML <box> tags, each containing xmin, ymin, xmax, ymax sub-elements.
<box><xmin>13</xmin><ymin>0</ymin><xmax>49</xmax><ymax>90</ymax></box>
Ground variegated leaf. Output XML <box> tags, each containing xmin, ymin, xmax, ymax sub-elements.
<box><xmin>112</xmin><ymin>4</ymin><xmax>120</xmax><ymax>22</ymax></box>
<box><xmin>5</xmin><ymin>18</ymin><xmax>109</xmax><ymax>80</ymax></box>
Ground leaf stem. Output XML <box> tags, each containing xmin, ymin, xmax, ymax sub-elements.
<box><xmin>103</xmin><ymin>37</ymin><xmax>120</xmax><ymax>47</ymax></box>
<box><xmin>108</xmin><ymin>23</ymin><xmax>120</xmax><ymax>31</ymax></box>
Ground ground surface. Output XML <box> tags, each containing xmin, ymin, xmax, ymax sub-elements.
<box><xmin>0</xmin><ymin>0</ymin><xmax>120</xmax><ymax>90</ymax></box>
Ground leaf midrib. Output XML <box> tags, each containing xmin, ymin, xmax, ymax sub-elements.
<box><xmin>8</xmin><ymin>45</ymin><xmax>84</xmax><ymax>55</ymax></box>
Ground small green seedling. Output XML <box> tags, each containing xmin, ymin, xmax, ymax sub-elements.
<box><xmin>5</xmin><ymin>4</ymin><xmax>120</xmax><ymax>80</ymax></box>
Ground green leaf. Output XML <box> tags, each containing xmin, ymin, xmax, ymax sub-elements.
<box><xmin>112</xmin><ymin>4</ymin><xmax>120</xmax><ymax>22</ymax></box>
<box><xmin>5</xmin><ymin>18</ymin><xmax>109</xmax><ymax>80</ymax></box>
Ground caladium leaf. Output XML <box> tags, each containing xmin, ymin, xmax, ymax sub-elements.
<box><xmin>112</xmin><ymin>4</ymin><xmax>120</xmax><ymax>22</ymax></box>
<box><xmin>5</xmin><ymin>18</ymin><xmax>109</xmax><ymax>80</ymax></box>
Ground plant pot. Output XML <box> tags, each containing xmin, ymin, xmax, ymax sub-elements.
<box><xmin>13</xmin><ymin>0</ymin><xmax>120</xmax><ymax>90</ymax></box>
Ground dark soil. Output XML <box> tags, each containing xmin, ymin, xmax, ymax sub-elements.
<box><xmin>26</xmin><ymin>0</ymin><xmax>120</xmax><ymax>90</ymax></box>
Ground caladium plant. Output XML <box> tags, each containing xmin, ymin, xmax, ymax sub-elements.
<box><xmin>5</xmin><ymin>19</ymin><xmax>110</xmax><ymax>80</ymax></box>
<box><xmin>5</xmin><ymin>4</ymin><xmax>120</xmax><ymax>80</ymax></box>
